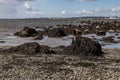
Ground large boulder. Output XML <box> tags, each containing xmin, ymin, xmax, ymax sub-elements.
<box><xmin>47</xmin><ymin>28</ymin><xmax>67</xmax><ymax>37</ymax></box>
<box><xmin>65</xmin><ymin>36</ymin><xmax>104</xmax><ymax>56</ymax></box>
<box><xmin>14</xmin><ymin>27</ymin><xmax>37</xmax><ymax>37</ymax></box>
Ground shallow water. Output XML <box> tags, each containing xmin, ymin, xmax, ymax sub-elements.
<box><xmin>0</xmin><ymin>32</ymin><xmax>73</xmax><ymax>47</ymax></box>
<box><xmin>82</xmin><ymin>32</ymin><xmax>120</xmax><ymax>49</ymax></box>
<box><xmin>0</xmin><ymin>31</ymin><xmax>120</xmax><ymax>49</ymax></box>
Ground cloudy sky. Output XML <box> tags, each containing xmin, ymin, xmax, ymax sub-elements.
<box><xmin>0</xmin><ymin>0</ymin><xmax>120</xmax><ymax>18</ymax></box>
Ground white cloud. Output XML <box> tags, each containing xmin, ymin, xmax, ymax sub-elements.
<box><xmin>24</xmin><ymin>2</ymin><xmax>38</xmax><ymax>12</ymax></box>
<box><xmin>70</xmin><ymin>7</ymin><xmax>120</xmax><ymax>16</ymax></box>
<box><xmin>61</xmin><ymin>10</ymin><xmax>66</xmax><ymax>15</ymax></box>
<box><xmin>0</xmin><ymin>0</ymin><xmax>46</xmax><ymax>18</ymax></box>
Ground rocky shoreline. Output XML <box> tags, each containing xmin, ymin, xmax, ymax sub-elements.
<box><xmin>0</xmin><ymin>18</ymin><xmax>120</xmax><ymax>79</ymax></box>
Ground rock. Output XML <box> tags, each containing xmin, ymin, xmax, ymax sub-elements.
<box><xmin>102</xmin><ymin>36</ymin><xmax>115</xmax><ymax>43</ymax></box>
<box><xmin>47</xmin><ymin>28</ymin><xmax>67</xmax><ymax>37</ymax></box>
<box><xmin>115</xmin><ymin>33</ymin><xmax>119</xmax><ymax>36</ymax></box>
<box><xmin>41</xmin><ymin>45</ymin><xmax>56</xmax><ymax>54</ymax></box>
<box><xmin>8</xmin><ymin>42</ymin><xmax>41</xmax><ymax>55</ymax></box>
<box><xmin>65</xmin><ymin>36</ymin><xmax>103</xmax><ymax>57</ymax></box>
<box><xmin>34</xmin><ymin>34</ymin><xmax>43</xmax><ymax>40</ymax></box>
<box><xmin>96</xmin><ymin>25</ymin><xmax>100</xmax><ymax>29</ymax></box>
<box><xmin>116</xmin><ymin>30</ymin><xmax>120</xmax><ymax>33</ymax></box>
<box><xmin>2</xmin><ymin>42</ymin><xmax>55</xmax><ymax>55</ymax></box>
<box><xmin>0</xmin><ymin>41</ymin><xmax>6</xmax><ymax>43</ymax></box>
<box><xmin>96</xmin><ymin>31</ymin><xmax>106</xmax><ymax>36</ymax></box>
<box><xmin>84</xmin><ymin>29</ymin><xmax>90</xmax><ymax>34</ymax></box>
<box><xmin>73</xmin><ymin>29</ymin><xmax>82</xmax><ymax>35</ymax></box>
<box><xmin>117</xmin><ymin>36</ymin><xmax>120</xmax><ymax>39</ymax></box>
<box><xmin>14</xmin><ymin>27</ymin><xmax>37</xmax><ymax>37</ymax></box>
<box><xmin>108</xmin><ymin>29</ymin><xmax>115</xmax><ymax>33</ymax></box>
<box><xmin>34</xmin><ymin>31</ymin><xmax>44</xmax><ymax>40</ymax></box>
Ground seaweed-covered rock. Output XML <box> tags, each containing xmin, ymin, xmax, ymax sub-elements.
<box><xmin>96</xmin><ymin>31</ymin><xmax>106</xmax><ymax>36</ymax></box>
<box><xmin>2</xmin><ymin>42</ymin><xmax>55</xmax><ymax>55</ymax></box>
<box><xmin>73</xmin><ymin>29</ymin><xmax>82</xmax><ymax>35</ymax></box>
<box><xmin>65</xmin><ymin>36</ymin><xmax>103</xmax><ymax>56</ymax></box>
<box><xmin>34</xmin><ymin>31</ymin><xmax>44</xmax><ymax>40</ymax></box>
<box><xmin>34</xmin><ymin>34</ymin><xmax>43</xmax><ymax>40</ymax></box>
<box><xmin>102</xmin><ymin>36</ymin><xmax>115</xmax><ymax>43</ymax></box>
<box><xmin>14</xmin><ymin>27</ymin><xmax>37</xmax><ymax>37</ymax></box>
<box><xmin>8</xmin><ymin>42</ymin><xmax>41</xmax><ymax>55</ymax></box>
<box><xmin>47</xmin><ymin>29</ymin><xmax>67</xmax><ymax>37</ymax></box>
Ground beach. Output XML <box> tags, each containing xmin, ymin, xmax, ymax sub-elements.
<box><xmin>0</xmin><ymin>18</ymin><xmax>120</xmax><ymax>79</ymax></box>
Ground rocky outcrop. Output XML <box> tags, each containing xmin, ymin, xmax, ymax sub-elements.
<box><xmin>34</xmin><ymin>30</ymin><xmax>44</xmax><ymax>40</ymax></box>
<box><xmin>2</xmin><ymin>42</ymin><xmax>55</xmax><ymax>55</ymax></box>
<box><xmin>14</xmin><ymin>27</ymin><xmax>38</xmax><ymax>37</ymax></box>
<box><xmin>64</xmin><ymin>36</ymin><xmax>104</xmax><ymax>57</ymax></box>
<box><xmin>47</xmin><ymin>28</ymin><xmax>67</xmax><ymax>37</ymax></box>
<box><xmin>73</xmin><ymin>29</ymin><xmax>82</xmax><ymax>35</ymax></box>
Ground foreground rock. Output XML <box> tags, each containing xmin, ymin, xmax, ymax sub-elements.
<box><xmin>47</xmin><ymin>28</ymin><xmax>67</xmax><ymax>37</ymax></box>
<box><xmin>2</xmin><ymin>42</ymin><xmax>55</xmax><ymax>55</ymax></box>
<box><xmin>14</xmin><ymin>27</ymin><xmax>38</xmax><ymax>37</ymax></box>
<box><xmin>65</xmin><ymin>36</ymin><xmax>104</xmax><ymax>57</ymax></box>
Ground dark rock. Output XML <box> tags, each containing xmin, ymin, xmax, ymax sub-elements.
<box><xmin>64</xmin><ymin>36</ymin><xmax>103</xmax><ymax>57</ymax></box>
<box><xmin>117</xmin><ymin>36</ymin><xmax>120</xmax><ymax>39</ymax></box>
<box><xmin>115</xmin><ymin>33</ymin><xmax>119</xmax><ymax>36</ymax></box>
<box><xmin>96</xmin><ymin>31</ymin><xmax>106</xmax><ymax>36</ymax></box>
<box><xmin>34</xmin><ymin>31</ymin><xmax>44</xmax><ymax>40</ymax></box>
<box><xmin>14</xmin><ymin>27</ymin><xmax>37</xmax><ymax>37</ymax></box>
<box><xmin>102</xmin><ymin>36</ymin><xmax>115</xmax><ymax>43</ymax></box>
<box><xmin>73</xmin><ymin>29</ymin><xmax>82</xmax><ymax>35</ymax></box>
<box><xmin>34</xmin><ymin>34</ymin><xmax>43</xmax><ymax>40</ymax></box>
<box><xmin>41</xmin><ymin>46</ymin><xmax>56</xmax><ymax>54</ymax></box>
<box><xmin>8</xmin><ymin>42</ymin><xmax>41</xmax><ymax>55</ymax></box>
<box><xmin>1</xmin><ymin>42</ymin><xmax>55</xmax><ymax>55</ymax></box>
<box><xmin>0</xmin><ymin>41</ymin><xmax>6</xmax><ymax>43</ymax></box>
<box><xmin>47</xmin><ymin>28</ymin><xmax>67</xmax><ymax>37</ymax></box>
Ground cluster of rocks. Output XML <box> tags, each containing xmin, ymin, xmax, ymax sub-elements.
<box><xmin>1</xmin><ymin>35</ymin><xmax>104</xmax><ymax>58</ymax></box>
<box><xmin>6</xmin><ymin>21</ymin><xmax>120</xmax><ymax>57</ymax></box>
<box><xmin>14</xmin><ymin>27</ymin><xmax>67</xmax><ymax>38</ymax></box>
<box><xmin>55</xmin><ymin>20</ymin><xmax>120</xmax><ymax>36</ymax></box>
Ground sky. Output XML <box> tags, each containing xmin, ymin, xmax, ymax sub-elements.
<box><xmin>0</xmin><ymin>0</ymin><xmax>120</xmax><ymax>18</ymax></box>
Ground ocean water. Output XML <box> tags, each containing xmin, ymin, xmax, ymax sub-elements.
<box><xmin>0</xmin><ymin>32</ymin><xmax>73</xmax><ymax>47</ymax></box>
<box><xmin>0</xmin><ymin>31</ymin><xmax>120</xmax><ymax>49</ymax></box>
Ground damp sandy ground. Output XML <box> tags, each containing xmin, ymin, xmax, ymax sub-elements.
<box><xmin>0</xmin><ymin>48</ymin><xmax>120</xmax><ymax>80</ymax></box>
